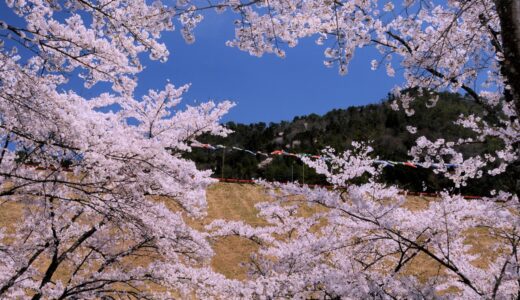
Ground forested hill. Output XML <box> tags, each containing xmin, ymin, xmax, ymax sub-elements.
<box><xmin>186</xmin><ymin>91</ymin><xmax>509</xmax><ymax>195</ymax></box>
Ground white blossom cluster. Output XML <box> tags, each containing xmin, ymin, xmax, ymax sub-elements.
<box><xmin>1</xmin><ymin>0</ymin><xmax>519</xmax><ymax>298</ymax></box>
<box><xmin>0</xmin><ymin>0</ymin><xmax>238</xmax><ymax>298</ymax></box>
<box><xmin>209</xmin><ymin>147</ymin><xmax>519</xmax><ymax>298</ymax></box>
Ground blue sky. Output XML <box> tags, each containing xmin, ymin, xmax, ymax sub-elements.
<box><xmin>1</xmin><ymin>5</ymin><xmax>403</xmax><ymax>124</ymax></box>
<box><xmin>137</xmin><ymin>11</ymin><xmax>402</xmax><ymax>123</ymax></box>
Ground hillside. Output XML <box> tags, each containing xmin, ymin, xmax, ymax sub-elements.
<box><xmin>0</xmin><ymin>182</ymin><xmax>497</xmax><ymax>286</ymax></box>
<box><xmin>205</xmin><ymin>183</ymin><xmax>439</xmax><ymax>279</ymax></box>
<box><xmin>187</xmin><ymin>91</ymin><xmax>511</xmax><ymax>195</ymax></box>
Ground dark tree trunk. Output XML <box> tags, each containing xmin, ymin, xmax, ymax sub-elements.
<box><xmin>495</xmin><ymin>0</ymin><xmax>520</xmax><ymax>116</ymax></box>
<box><xmin>493</xmin><ymin>1</ymin><xmax>520</xmax><ymax>196</ymax></box>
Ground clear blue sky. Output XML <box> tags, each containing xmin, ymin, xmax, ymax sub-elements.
<box><xmin>138</xmin><ymin>11</ymin><xmax>402</xmax><ymax>123</ymax></box>
<box><xmin>1</xmin><ymin>6</ymin><xmax>403</xmax><ymax>124</ymax></box>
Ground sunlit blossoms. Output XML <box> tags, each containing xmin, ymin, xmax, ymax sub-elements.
<box><xmin>0</xmin><ymin>0</ymin><xmax>237</xmax><ymax>298</ymax></box>
<box><xmin>209</xmin><ymin>144</ymin><xmax>519</xmax><ymax>298</ymax></box>
<box><xmin>196</xmin><ymin>0</ymin><xmax>519</xmax><ymax>190</ymax></box>
<box><xmin>205</xmin><ymin>0</ymin><xmax>520</xmax><ymax>298</ymax></box>
<box><xmin>1</xmin><ymin>0</ymin><xmax>520</xmax><ymax>299</ymax></box>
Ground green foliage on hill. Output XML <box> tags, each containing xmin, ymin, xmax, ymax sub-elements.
<box><xmin>186</xmin><ymin>91</ymin><xmax>510</xmax><ymax>195</ymax></box>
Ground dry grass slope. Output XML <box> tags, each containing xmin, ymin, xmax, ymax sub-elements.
<box><xmin>0</xmin><ymin>182</ymin><xmax>500</xmax><ymax>295</ymax></box>
<box><xmin>203</xmin><ymin>183</ymin><xmax>498</xmax><ymax>286</ymax></box>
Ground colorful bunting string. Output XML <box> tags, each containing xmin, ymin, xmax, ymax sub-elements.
<box><xmin>189</xmin><ymin>141</ymin><xmax>459</xmax><ymax>170</ymax></box>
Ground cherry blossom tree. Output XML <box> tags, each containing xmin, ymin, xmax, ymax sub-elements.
<box><xmin>210</xmin><ymin>145</ymin><xmax>519</xmax><ymax>298</ymax></box>
<box><xmin>0</xmin><ymin>0</ymin><xmax>238</xmax><ymax>298</ymax></box>
<box><xmin>2</xmin><ymin>0</ymin><xmax>520</xmax><ymax>298</ymax></box>
<box><xmin>199</xmin><ymin>0</ymin><xmax>520</xmax><ymax>298</ymax></box>
<box><xmin>193</xmin><ymin>0</ymin><xmax>519</xmax><ymax>182</ymax></box>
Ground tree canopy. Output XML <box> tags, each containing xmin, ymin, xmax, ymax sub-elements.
<box><xmin>0</xmin><ymin>0</ymin><xmax>519</xmax><ymax>298</ymax></box>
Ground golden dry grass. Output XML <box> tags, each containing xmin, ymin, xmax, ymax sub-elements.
<box><xmin>0</xmin><ymin>182</ymin><xmax>502</xmax><ymax>292</ymax></box>
<box><xmin>0</xmin><ymin>201</ymin><xmax>23</xmax><ymax>234</ymax></box>
<box><xmin>202</xmin><ymin>184</ymin><xmax>500</xmax><ymax>284</ymax></box>
<box><xmin>203</xmin><ymin>183</ymin><xmax>269</xmax><ymax>279</ymax></box>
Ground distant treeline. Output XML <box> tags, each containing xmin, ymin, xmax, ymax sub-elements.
<box><xmin>186</xmin><ymin>91</ymin><xmax>516</xmax><ymax>196</ymax></box>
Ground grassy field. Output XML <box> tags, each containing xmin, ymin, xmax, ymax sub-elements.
<box><xmin>204</xmin><ymin>183</ymin><xmax>270</xmax><ymax>279</ymax></box>
<box><xmin>0</xmin><ymin>182</ymin><xmax>498</xmax><ymax>293</ymax></box>
<box><xmin>201</xmin><ymin>183</ymin><xmax>497</xmax><ymax>284</ymax></box>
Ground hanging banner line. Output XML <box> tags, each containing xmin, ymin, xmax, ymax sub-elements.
<box><xmin>189</xmin><ymin>141</ymin><xmax>459</xmax><ymax>170</ymax></box>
